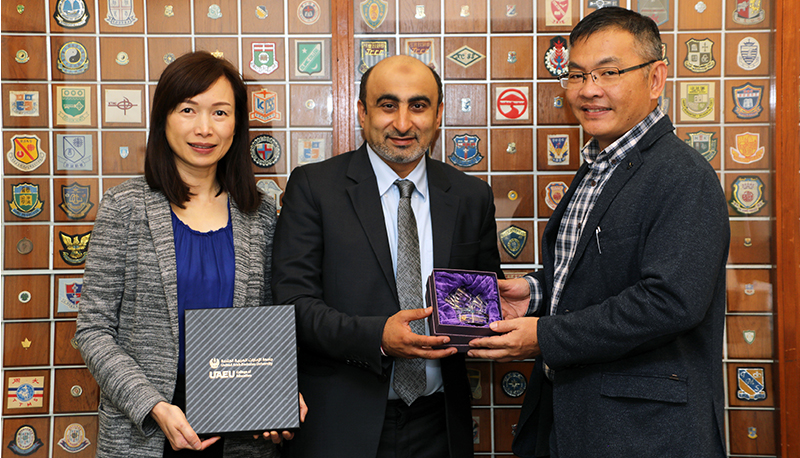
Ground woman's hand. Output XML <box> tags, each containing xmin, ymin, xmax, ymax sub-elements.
<box><xmin>255</xmin><ymin>392</ymin><xmax>309</xmax><ymax>443</ymax></box>
<box><xmin>150</xmin><ymin>401</ymin><xmax>220</xmax><ymax>451</ymax></box>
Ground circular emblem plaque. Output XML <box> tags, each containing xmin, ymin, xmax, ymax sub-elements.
<box><xmin>70</xmin><ymin>385</ymin><xmax>83</xmax><ymax>397</ymax></box>
<box><xmin>250</xmin><ymin>134</ymin><xmax>281</xmax><ymax>168</ymax></box>
<box><xmin>116</xmin><ymin>51</ymin><xmax>129</xmax><ymax>65</ymax></box>
<box><xmin>507</xmin><ymin>190</ymin><xmax>518</xmax><ymax>201</ymax></box>
<box><xmin>297</xmin><ymin>0</ymin><xmax>320</xmax><ymax>25</ymax></box>
<box><xmin>501</xmin><ymin>370</ymin><xmax>527</xmax><ymax>398</ymax></box>
<box><xmin>17</xmin><ymin>237</ymin><xmax>34</xmax><ymax>255</ymax></box>
<box><xmin>15</xmin><ymin>49</ymin><xmax>29</xmax><ymax>64</ymax></box>
<box><xmin>18</xmin><ymin>291</ymin><xmax>32</xmax><ymax>303</ymax></box>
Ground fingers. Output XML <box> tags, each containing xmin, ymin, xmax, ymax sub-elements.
<box><xmin>150</xmin><ymin>401</ymin><xmax>203</xmax><ymax>451</ymax></box>
<box><xmin>498</xmin><ymin>278</ymin><xmax>530</xmax><ymax>297</ymax></box>
<box><xmin>467</xmin><ymin>317</ymin><xmax>540</xmax><ymax>361</ymax></box>
<box><xmin>382</xmin><ymin>308</ymin><xmax>452</xmax><ymax>359</ymax></box>
<box><xmin>394</xmin><ymin>306</ymin><xmax>433</xmax><ymax>322</ymax></box>
<box><xmin>298</xmin><ymin>393</ymin><xmax>308</xmax><ymax>422</ymax></box>
<box><xmin>198</xmin><ymin>436</ymin><xmax>221</xmax><ymax>450</ymax></box>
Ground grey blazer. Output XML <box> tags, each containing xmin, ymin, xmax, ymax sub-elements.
<box><xmin>75</xmin><ymin>177</ymin><xmax>277</xmax><ymax>458</ymax></box>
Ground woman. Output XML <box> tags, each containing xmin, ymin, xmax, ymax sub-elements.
<box><xmin>75</xmin><ymin>51</ymin><xmax>304</xmax><ymax>457</ymax></box>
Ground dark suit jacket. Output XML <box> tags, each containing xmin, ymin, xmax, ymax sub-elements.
<box><xmin>272</xmin><ymin>145</ymin><xmax>502</xmax><ymax>458</ymax></box>
<box><xmin>513</xmin><ymin>117</ymin><xmax>729</xmax><ymax>457</ymax></box>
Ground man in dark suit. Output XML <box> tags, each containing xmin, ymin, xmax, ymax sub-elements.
<box><xmin>272</xmin><ymin>55</ymin><xmax>502</xmax><ymax>458</ymax></box>
<box><xmin>469</xmin><ymin>8</ymin><xmax>729</xmax><ymax>458</ymax></box>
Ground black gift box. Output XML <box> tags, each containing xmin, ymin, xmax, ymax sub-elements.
<box><xmin>185</xmin><ymin>305</ymin><xmax>298</xmax><ymax>435</ymax></box>
<box><xmin>425</xmin><ymin>269</ymin><xmax>502</xmax><ymax>352</ymax></box>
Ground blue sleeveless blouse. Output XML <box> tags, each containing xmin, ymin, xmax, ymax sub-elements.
<box><xmin>171</xmin><ymin>206</ymin><xmax>235</xmax><ymax>374</ymax></box>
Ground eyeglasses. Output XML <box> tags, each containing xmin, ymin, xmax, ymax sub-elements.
<box><xmin>559</xmin><ymin>60</ymin><xmax>659</xmax><ymax>89</ymax></box>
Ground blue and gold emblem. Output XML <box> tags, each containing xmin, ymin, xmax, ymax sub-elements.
<box><xmin>250</xmin><ymin>134</ymin><xmax>281</xmax><ymax>168</ymax></box>
<box><xmin>447</xmin><ymin>46</ymin><xmax>485</xmax><ymax>69</ymax></box>
<box><xmin>249</xmin><ymin>89</ymin><xmax>281</xmax><ymax>123</ymax></box>
<box><xmin>449</xmin><ymin>134</ymin><xmax>482</xmax><ymax>168</ymax></box>
<box><xmin>59</xmin><ymin>231</ymin><xmax>92</xmax><ymax>265</ymax></box>
<box><xmin>8</xmin><ymin>183</ymin><xmax>44</xmax><ymax>219</ymax></box>
<box><xmin>547</xmin><ymin>134</ymin><xmax>569</xmax><ymax>165</ymax></box>
<box><xmin>360</xmin><ymin>0</ymin><xmax>388</xmax><ymax>29</ymax></box>
<box><xmin>499</xmin><ymin>225</ymin><xmax>528</xmax><ymax>259</ymax></box>
<box><xmin>737</xmin><ymin>367</ymin><xmax>767</xmax><ymax>401</ymax></box>
<box><xmin>748</xmin><ymin>427</ymin><xmax>758</xmax><ymax>439</ymax></box>
<box><xmin>732</xmin><ymin>83</ymin><xmax>763</xmax><ymax>119</ymax></box>
<box><xmin>58</xmin><ymin>41</ymin><xmax>90</xmax><ymax>75</ymax></box>
<box><xmin>501</xmin><ymin>370</ymin><xmax>527</xmax><ymax>398</ymax></box>
<box><xmin>730</xmin><ymin>176</ymin><xmax>766</xmax><ymax>215</ymax></box>
<box><xmin>684</xmin><ymin>130</ymin><xmax>718</xmax><ymax>162</ymax></box>
<box><xmin>8</xmin><ymin>424</ymin><xmax>44</xmax><ymax>456</ymax></box>
<box><xmin>54</xmin><ymin>0</ymin><xmax>90</xmax><ymax>28</ymax></box>
<box><xmin>59</xmin><ymin>182</ymin><xmax>94</xmax><ymax>220</ymax></box>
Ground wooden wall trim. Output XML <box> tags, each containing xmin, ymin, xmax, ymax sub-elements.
<box><xmin>774</xmin><ymin>0</ymin><xmax>800</xmax><ymax>455</ymax></box>
<box><xmin>331</xmin><ymin>1</ymin><xmax>354</xmax><ymax>155</ymax></box>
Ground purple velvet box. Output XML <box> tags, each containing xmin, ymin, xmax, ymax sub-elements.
<box><xmin>425</xmin><ymin>269</ymin><xmax>502</xmax><ymax>352</ymax></box>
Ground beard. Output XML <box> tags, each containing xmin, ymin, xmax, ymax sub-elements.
<box><xmin>368</xmin><ymin>130</ymin><xmax>429</xmax><ymax>165</ymax></box>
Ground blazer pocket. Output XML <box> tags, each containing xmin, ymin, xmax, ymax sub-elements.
<box><xmin>600</xmin><ymin>372</ymin><xmax>688</xmax><ymax>404</ymax></box>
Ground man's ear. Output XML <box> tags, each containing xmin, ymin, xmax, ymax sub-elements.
<box><xmin>357</xmin><ymin>100</ymin><xmax>366</xmax><ymax>128</ymax></box>
<box><xmin>648</xmin><ymin>61</ymin><xmax>668</xmax><ymax>101</ymax></box>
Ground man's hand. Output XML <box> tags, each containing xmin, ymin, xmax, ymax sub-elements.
<box><xmin>382</xmin><ymin>307</ymin><xmax>457</xmax><ymax>359</ymax></box>
<box><xmin>256</xmin><ymin>393</ymin><xmax>308</xmax><ymax>443</ymax></box>
<box><xmin>467</xmin><ymin>317</ymin><xmax>540</xmax><ymax>362</ymax></box>
<box><xmin>498</xmin><ymin>278</ymin><xmax>533</xmax><ymax>319</ymax></box>
<box><xmin>150</xmin><ymin>401</ymin><xmax>220</xmax><ymax>451</ymax></box>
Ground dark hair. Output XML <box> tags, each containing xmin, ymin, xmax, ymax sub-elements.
<box><xmin>358</xmin><ymin>59</ymin><xmax>443</xmax><ymax>112</ymax></box>
<box><xmin>569</xmin><ymin>7</ymin><xmax>662</xmax><ymax>63</ymax></box>
<box><xmin>144</xmin><ymin>51</ymin><xmax>261</xmax><ymax>213</ymax></box>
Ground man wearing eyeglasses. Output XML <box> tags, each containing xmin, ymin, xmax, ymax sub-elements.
<box><xmin>469</xmin><ymin>7</ymin><xmax>729</xmax><ymax>458</ymax></box>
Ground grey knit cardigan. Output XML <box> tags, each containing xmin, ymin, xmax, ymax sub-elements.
<box><xmin>75</xmin><ymin>177</ymin><xmax>278</xmax><ymax>457</ymax></box>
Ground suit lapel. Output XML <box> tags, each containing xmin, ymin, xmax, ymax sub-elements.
<box><xmin>229</xmin><ymin>199</ymin><xmax>250</xmax><ymax>308</ymax></box>
<box><xmin>566</xmin><ymin>151</ymin><xmax>642</xmax><ymax>277</ymax></box>
<box><xmin>565</xmin><ymin>117</ymin><xmax>673</xmax><ymax>275</ymax></box>
<box><xmin>145</xmin><ymin>189</ymin><xmax>180</xmax><ymax>347</ymax></box>
<box><xmin>427</xmin><ymin>157</ymin><xmax>458</xmax><ymax>268</ymax></box>
<box><xmin>345</xmin><ymin>146</ymin><xmax>398</xmax><ymax>296</ymax></box>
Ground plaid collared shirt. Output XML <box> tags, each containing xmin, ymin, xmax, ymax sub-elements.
<box><xmin>526</xmin><ymin>108</ymin><xmax>665</xmax><ymax>317</ymax></box>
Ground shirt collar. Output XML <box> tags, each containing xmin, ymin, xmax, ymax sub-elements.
<box><xmin>581</xmin><ymin>108</ymin><xmax>664</xmax><ymax>166</ymax></box>
<box><xmin>366</xmin><ymin>144</ymin><xmax>429</xmax><ymax>200</ymax></box>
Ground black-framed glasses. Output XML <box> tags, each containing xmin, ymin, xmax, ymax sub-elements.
<box><xmin>559</xmin><ymin>59</ymin><xmax>659</xmax><ymax>89</ymax></box>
